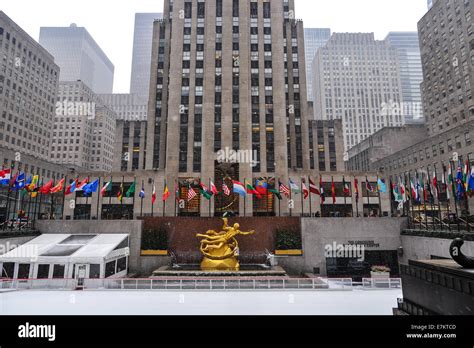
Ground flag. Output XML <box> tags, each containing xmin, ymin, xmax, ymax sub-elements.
<box><xmin>255</xmin><ymin>179</ymin><xmax>268</xmax><ymax>195</ymax></box>
<box><xmin>223</xmin><ymin>182</ymin><xmax>231</xmax><ymax>196</ymax></box>
<box><xmin>320</xmin><ymin>177</ymin><xmax>325</xmax><ymax>204</ymax></box>
<box><xmin>174</xmin><ymin>182</ymin><xmax>180</xmax><ymax>202</ymax></box>
<box><xmin>410</xmin><ymin>179</ymin><xmax>419</xmax><ymax>203</ymax></box>
<box><xmin>354</xmin><ymin>178</ymin><xmax>359</xmax><ymax>203</ymax></box>
<box><xmin>432</xmin><ymin>171</ymin><xmax>438</xmax><ymax>198</ymax></box>
<box><xmin>279</xmin><ymin>181</ymin><xmax>290</xmax><ymax>198</ymax></box>
<box><xmin>65</xmin><ymin>180</ymin><xmax>76</xmax><ymax>196</ymax></box>
<box><xmin>366</xmin><ymin>180</ymin><xmax>375</xmax><ymax>193</ymax></box>
<box><xmin>117</xmin><ymin>182</ymin><xmax>124</xmax><ymax>202</ymax></box>
<box><xmin>83</xmin><ymin>179</ymin><xmax>99</xmax><ymax>196</ymax></box>
<box><xmin>27</xmin><ymin>175</ymin><xmax>39</xmax><ymax>192</ymax></box>
<box><xmin>100</xmin><ymin>180</ymin><xmax>112</xmax><ymax>197</ymax></box>
<box><xmin>152</xmin><ymin>184</ymin><xmax>157</xmax><ymax>204</ymax></box>
<box><xmin>331</xmin><ymin>178</ymin><xmax>336</xmax><ymax>204</ymax></box>
<box><xmin>302</xmin><ymin>180</ymin><xmax>309</xmax><ymax>199</ymax></box>
<box><xmin>309</xmin><ymin>178</ymin><xmax>320</xmax><ymax>195</ymax></box>
<box><xmin>463</xmin><ymin>160</ymin><xmax>469</xmax><ymax>190</ymax></box>
<box><xmin>50</xmin><ymin>178</ymin><xmax>65</xmax><ymax>194</ymax></box>
<box><xmin>448</xmin><ymin>165</ymin><xmax>456</xmax><ymax>200</ymax></box>
<box><xmin>468</xmin><ymin>167</ymin><xmax>474</xmax><ymax>196</ymax></box>
<box><xmin>39</xmin><ymin>180</ymin><xmax>53</xmax><ymax>194</ymax></box>
<box><xmin>233</xmin><ymin>181</ymin><xmax>247</xmax><ymax>197</ymax></box>
<box><xmin>13</xmin><ymin>173</ymin><xmax>26</xmax><ymax>190</ymax></box>
<box><xmin>199</xmin><ymin>183</ymin><xmax>213</xmax><ymax>200</ymax></box>
<box><xmin>0</xmin><ymin>169</ymin><xmax>11</xmax><ymax>185</ymax></box>
<box><xmin>343</xmin><ymin>178</ymin><xmax>351</xmax><ymax>196</ymax></box>
<box><xmin>269</xmin><ymin>187</ymin><xmax>282</xmax><ymax>200</ymax></box>
<box><xmin>126</xmin><ymin>179</ymin><xmax>136</xmax><ymax>198</ymax></box>
<box><xmin>210</xmin><ymin>181</ymin><xmax>219</xmax><ymax>195</ymax></box>
<box><xmin>246</xmin><ymin>181</ymin><xmax>262</xmax><ymax>198</ymax></box>
<box><xmin>289</xmin><ymin>179</ymin><xmax>300</xmax><ymax>194</ymax></box>
<box><xmin>456</xmin><ymin>163</ymin><xmax>465</xmax><ymax>201</ymax></box>
<box><xmin>139</xmin><ymin>185</ymin><xmax>145</xmax><ymax>199</ymax></box>
<box><xmin>377</xmin><ymin>178</ymin><xmax>387</xmax><ymax>193</ymax></box>
<box><xmin>75</xmin><ymin>178</ymin><xmax>89</xmax><ymax>191</ymax></box>
<box><xmin>187</xmin><ymin>185</ymin><xmax>197</xmax><ymax>201</ymax></box>
<box><xmin>162</xmin><ymin>184</ymin><xmax>170</xmax><ymax>201</ymax></box>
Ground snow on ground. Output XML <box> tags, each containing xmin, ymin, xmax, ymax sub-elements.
<box><xmin>0</xmin><ymin>289</ymin><xmax>402</xmax><ymax>315</ymax></box>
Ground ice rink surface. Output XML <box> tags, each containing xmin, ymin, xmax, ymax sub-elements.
<box><xmin>0</xmin><ymin>289</ymin><xmax>401</xmax><ymax>315</ymax></box>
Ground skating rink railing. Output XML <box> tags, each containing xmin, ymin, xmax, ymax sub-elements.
<box><xmin>0</xmin><ymin>277</ymin><xmax>402</xmax><ymax>291</ymax></box>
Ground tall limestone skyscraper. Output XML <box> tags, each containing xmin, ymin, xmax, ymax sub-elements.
<box><xmin>145</xmin><ymin>0</ymin><xmax>311</xmax><ymax>215</ymax></box>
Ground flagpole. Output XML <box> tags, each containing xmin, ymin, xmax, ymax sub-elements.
<box><xmin>174</xmin><ymin>180</ymin><xmax>178</xmax><ymax>218</ymax></box>
<box><xmin>132</xmin><ymin>176</ymin><xmax>136</xmax><ymax>220</ymax></box>
<box><xmin>243</xmin><ymin>178</ymin><xmax>246</xmax><ymax>217</ymax></box>
<box><xmin>427</xmin><ymin>165</ymin><xmax>434</xmax><ymax>230</ymax></box>
<box><xmin>151</xmin><ymin>179</ymin><xmax>154</xmax><ymax>218</ymax></box>
<box><xmin>163</xmin><ymin>179</ymin><xmax>166</xmax><ymax>218</ymax></box>
<box><xmin>449</xmin><ymin>161</ymin><xmax>460</xmax><ymax>232</ymax></box>
<box><xmin>308</xmin><ymin>176</ymin><xmax>312</xmax><ymax>218</ymax></box>
<box><xmin>209</xmin><ymin>178</ymin><xmax>212</xmax><ymax>218</ymax></box>
<box><xmin>277</xmin><ymin>178</ymin><xmax>281</xmax><ymax>217</ymax></box>
<box><xmin>355</xmin><ymin>178</ymin><xmax>359</xmax><ymax>218</ymax></box>
<box><xmin>332</xmin><ymin>176</ymin><xmax>335</xmax><ymax>217</ymax></box>
<box><xmin>465</xmin><ymin>154</ymin><xmax>471</xmax><ymax>217</ymax></box>
<box><xmin>434</xmin><ymin>165</ymin><xmax>442</xmax><ymax>230</ymax></box>
<box><xmin>289</xmin><ymin>178</ymin><xmax>292</xmax><ymax>217</ymax></box>
<box><xmin>140</xmin><ymin>180</ymin><xmax>144</xmax><ymax>218</ymax></box>
<box><xmin>96</xmin><ymin>176</ymin><xmax>101</xmax><ymax>220</ymax></box>
<box><xmin>121</xmin><ymin>176</ymin><xmax>124</xmax><ymax>219</ymax></box>
<box><xmin>377</xmin><ymin>176</ymin><xmax>382</xmax><ymax>217</ymax></box>
<box><xmin>365</xmin><ymin>176</ymin><xmax>369</xmax><ymax>217</ymax></box>
<box><xmin>50</xmin><ymin>175</ymin><xmax>55</xmax><ymax>220</ymax></box>
<box><xmin>62</xmin><ymin>175</ymin><xmax>68</xmax><ymax>220</ymax></box>
<box><xmin>84</xmin><ymin>176</ymin><xmax>90</xmax><ymax>220</ymax></box>
<box><xmin>37</xmin><ymin>179</ymin><xmax>44</xmax><ymax>223</ymax></box>
<box><xmin>442</xmin><ymin>164</ymin><xmax>451</xmax><ymax>231</ymax></box>
<box><xmin>343</xmin><ymin>176</ymin><xmax>347</xmax><ymax>217</ymax></box>
<box><xmin>300</xmin><ymin>178</ymin><xmax>304</xmax><ymax>218</ymax></box>
<box><xmin>26</xmin><ymin>173</ymin><xmax>33</xmax><ymax>227</ymax></box>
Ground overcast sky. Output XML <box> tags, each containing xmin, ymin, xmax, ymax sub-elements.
<box><xmin>2</xmin><ymin>0</ymin><xmax>427</xmax><ymax>93</ymax></box>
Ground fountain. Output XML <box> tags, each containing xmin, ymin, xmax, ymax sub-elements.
<box><xmin>152</xmin><ymin>218</ymin><xmax>287</xmax><ymax>277</ymax></box>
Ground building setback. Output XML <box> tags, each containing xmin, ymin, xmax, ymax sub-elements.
<box><xmin>52</xmin><ymin>81</ymin><xmax>116</xmax><ymax>172</ymax></box>
<box><xmin>39</xmin><ymin>24</ymin><xmax>114</xmax><ymax>94</ymax></box>
<box><xmin>303</xmin><ymin>28</ymin><xmax>331</xmax><ymax>104</ymax></box>
<box><xmin>385</xmin><ymin>32</ymin><xmax>424</xmax><ymax>124</ymax></box>
<box><xmin>312</xmin><ymin>33</ymin><xmax>404</xmax><ymax>154</ymax></box>
<box><xmin>130</xmin><ymin>13</ymin><xmax>163</xmax><ymax>99</ymax></box>
<box><xmin>0</xmin><ymin>11</ymin><xmax>60</xmax><ymax>162</ymax></box>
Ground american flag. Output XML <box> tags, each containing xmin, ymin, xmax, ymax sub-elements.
<box><xmin>187</xmin><ymin>185</ymin><xmax>197</xmax><ymax>202</ymax></box>
<box><xmin>222</xmin><ymin>183</ymin><xmax>231</xmax><ymax>196</ymax></box>
<box><xmin>279</xmin><ymin>181</ymin><xmax>290</xmax><ymax>198</ymax></box>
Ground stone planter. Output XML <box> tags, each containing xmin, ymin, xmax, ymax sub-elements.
<box><xmin>370</xmin><ymin>271</ymin><xmax>390</xmax><ymax>279</ymax></box>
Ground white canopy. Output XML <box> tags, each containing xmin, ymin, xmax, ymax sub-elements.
<box><xmin>0</xmin><ymin>234</ymin><xmax>129</xmax><ymax>264</ymax></box>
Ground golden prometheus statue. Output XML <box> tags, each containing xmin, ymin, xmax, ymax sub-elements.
<box><xmin>196</xmin><ymin>218</ymin><xmax>255</xmax><ymax>271</ymax></box>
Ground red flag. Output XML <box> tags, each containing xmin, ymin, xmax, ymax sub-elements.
<box><xmin>320</xmin><ymin>177</ymin><xmax>325</xmax><ymax>204</ymax></box>
<box><xmin>151</xmin><ymin>184</ymin><xmax>157</xmax><ymax>204</ymax></box>
<box><xmin>39</xmin><ymin>180</ymin><xmax>53</xmax><ymax>194</ymax></box>
<box><xmin>331</xmin><ymin>178</ymin><xmax>336</xmax><ymax>204</ymax></box>
<box><xmin>50</xmin><ymin>178</ymin><xmax>65</xmax><ymax>194</ymax></box>
<box><xmin>309</xmin><ymin>178</ymin><xmax>320</xmax><ymax>195</ymax></box>
<box><xmin>222</xmin><ymin>183</ymin><xmax>231</xmax><ymax>196</ymax></box>
<box><xmin>302</xmin><ymin>180</ymin><xmax>309</xmax><ymax>199</ymax></box>
<box><xmin>354</xmin><ymin>179</ymin><xmax>359</xmax><ymax>203</ymax></box>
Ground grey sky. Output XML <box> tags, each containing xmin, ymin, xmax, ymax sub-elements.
<box><xmin>2</xmin><ymin>0</ymin><xmax>427</xmax><ymax>93</ymax></box>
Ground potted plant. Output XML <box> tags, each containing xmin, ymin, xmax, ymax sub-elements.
<box><xmin>370</xmin><ymin>265</ymin><xmax>391</xmax><ymax>279</ymax></box>
<box><xmin>141</xmin><ymin>227</ymin><xmax>169</xmax><ymax>256</ymax></box>
<box><xmin>275</xmin><ymin>228</ymin><xmax>303</xmax><ymax>256</ymax></box>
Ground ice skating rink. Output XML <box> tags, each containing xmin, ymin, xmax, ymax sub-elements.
<box><xmin>0</xmin><ymin>289</ymin><xmax>402</xmax><ymax>315</ymax></box>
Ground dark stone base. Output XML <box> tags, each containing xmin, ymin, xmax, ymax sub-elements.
<box><xmin>152</xmin><ymin>265</ymin><xmax>288</xmax><ymax>278</ymax></box>
<box><xmin>400</xmin><ymin>259</ymin><xmax>474</xmax><ymax>315</ymax></box>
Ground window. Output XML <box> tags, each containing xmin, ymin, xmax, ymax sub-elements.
<box><xmin>37</xmin><ymin>264</ymin><xmax>50</xmax><ymax>279</ymax></box>
<box><xmin>89</xmin><ymin>264</ymin><xmax>101</xmax><ymax>279</ymax></box>
<box><xmin>116</xmin><ymin>258</ymin><xmax>127</xmax><ymax>273</ymax></box>
<box><xmin>105</xmin><ymin>261</ymin><xmax>116</xmax><ymax>278</ymax></box>
<box><xmin>1</xmin><ymin>262</ymin><xmax>14</xmax><ymax>278</ymax></box>
<box><xmin>18</xmin><ymin>264</ymin><xmax>31</xmax><ymax>279</ymax></box>
<box><xmin>53</xmin><ymin>265</ymin><xmax>65</xmax><ymax>279</ymax></box>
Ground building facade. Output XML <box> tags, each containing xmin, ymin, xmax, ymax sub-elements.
<box><xmin>113</xmin><ymin>120</ymin><xmax>148</xmax><ymax>172</ymax></box>
<box><xmin>130</xmin><ymin>13</ymin><xmax>163</xmax><ymax>99</ymax></box>
<box><xmin>312</xmin><ymin>33</ymin><xmax>404</xmax><ymax>154</ymax></box>
<box><xmin>52</xmin><ymin>81</ymin><xmax>116</xmax><ymax>172</ymax></box>
<box><xmin>373</xmin><ymin>0</ymin><xmax>474</xmax><ymax>179</ymax></box>
<box><xmin>385</xmin><ymin>32</ymin><xmax>424</xmax><ymax>124</ymax></box>
<box><xmin>346</xmin><ymin>125</ymin><xmax>427</xmax><ymax>172</ymax></box>
<box><xmin>99</xmin><ymin>93</ymin><xmax>148</xmax><ymax>121</ymax></box>
<box><xmin>39</xmin><ymin>24</ymin><xmax>114</xmax><ymax>94</ymax></box>
<box><xmin>0</xmin><ymin>11</ymin><xmax>60</xmax><ymax>162</ymax></box>
<box><xmin>303</xmin><ymin>28</ymin><xmax>331</xmax><ymax>104</ymax></box>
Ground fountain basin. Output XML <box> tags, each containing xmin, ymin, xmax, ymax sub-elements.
<box><xmin>152</xmin><ymin>265</ymin><xmax>288</xmax><ymax>278</ymax></box>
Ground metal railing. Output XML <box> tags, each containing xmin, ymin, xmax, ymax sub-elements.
<box><xmin>0</xmin><ymin>277</ymin><xmax>402</xmax><ymax>291</ymax></box>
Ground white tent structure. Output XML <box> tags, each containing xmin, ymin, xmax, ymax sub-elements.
<box><xmin>0</xmin><ymin>234</ymin><xmax>129</xmax><ymax>280</ymax></box>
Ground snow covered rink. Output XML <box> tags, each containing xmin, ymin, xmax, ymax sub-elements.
<box><xmin>0</xmin><ymin>289</ymin><xmax>402</xmax><ymax>315</ymax></box>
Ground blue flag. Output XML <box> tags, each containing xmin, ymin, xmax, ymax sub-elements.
<box><xmin>139</xmin><ymin>186</ymin><xmax>145</xmax><ymax>199</ymax></box>
<box><xmin>14</xmin><ymin>173</ymin><xmax>26</xmax><ymax>190</ymax></box>
<box><xmin>83</xmin><ymin>179</ymin><xmax>99</xmax><ymax>196</ymax></box>
<box><xmin>377</xmin><ymin>178</ymin><xmax>387</xmax><ymax>193</ymax></box>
